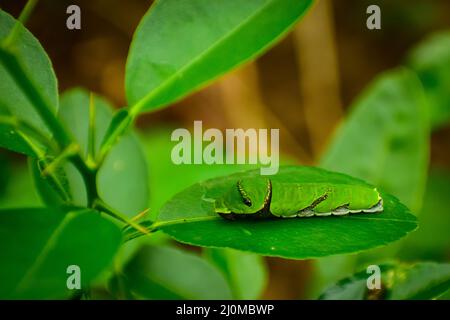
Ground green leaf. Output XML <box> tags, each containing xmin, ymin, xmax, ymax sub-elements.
<box><xmin>0</xmin><ymin>153</ymin><xmax>10</xmax><ymax>198</ymax></box>
<box><xmin>389</xmin><ymin>262</ymin><xmax>450</xmax><ymax>300</ymax></box>
<box><xmin>315</xmin><ymin>69</ymin><xmax>430</xmax><ymax>296</ymax></box>
<box><xmin>0</xmin><ymin>207</ymin><xmax>122</xmax><ymax>299</ymax></box>
<box><xmin>318</xmin><ymin>266</ymin><xmax>370</xmax><ymax>300</ymax></box>
<box><xmin>58</xmin><ymin>88</ymin><xmax>116</xmax><ymax>160</ymax></box>
<box><xmin>32</xmin><ymin>88</ymin><xmax>149</xmax><ymax>217</ymax></box>
<box><xmin>407</xmin><ymin>31</ymin><xmax>450</xmax><ymax>128</ymax></box>
<box><xmin>0</xmin><ymin>10</ymin><xmax>58</xmax><ymax>155</ymax></box>
<box><xmin>319</xmin><ymin>262</ymin><xmax>450</xmax><ymax>300</ymax></box>
<box><xmin>321</xmin><ymin>68</ymin><xmax>429</xmax><ymax>213</ymax></box>
<box><xmin>97</xmin><ymin>133</ymin><xmax>149</xmax><ymax>217</ymax></box>
<box><xmin>126</xmin><ymin>0</ymin><xmax>314</xmax><ymax>113</ymax></box>
<box><xmin>0</xmin><ymin>163</ymin><xmax>41</xmax><ymax>209</ymax></box>
<box><xmin>204</xmin><ymin>248</ymin><xmax>267</xmax><ymax>299</ymax></box>
<box><xmin>62</xmin><ymin>89</ymin><xmax>149</xmax><ymax>216</ymax></box>
<box><xmin>154</xmin><ymin>166</ymin><xmax>417</xmax><ymax>260</ymax></box>
<box><xmin>99</xmin><ymin>109</ymin><xmax>133</xmax><ymax>156</ymax></box>
<box><xmin>120</xmin><ymin>245</ymin><xmax>232</xmax><ymax>299</ymax></box>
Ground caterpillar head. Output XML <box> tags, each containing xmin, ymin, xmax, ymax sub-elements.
<box><xmin>214</xmin><ymin>177</ymin><xmax>272</xmax><ymax>219</ymax></box>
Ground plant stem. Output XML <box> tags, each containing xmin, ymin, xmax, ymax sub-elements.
<box><xmin>3</xmin><ymin>0</ymin><xmax>38</xmax><ymax>48</ymax></box>
<box><xmin>0</xmin><ymin>0</ymin><xmax>137</xmax><ymax>229</ymax></box>
<box><xmin>0</xmin><ymin>43</ymin><xmax>101</xmax><ymax>209</ymax></box>
<box><xmin>0</xmin><ymin>114</ymin><xmax>59</xmax><ymax>153</ymax></box>
<box><xmin>123</xmin><ymin>216</ymin><xmax>220</xmax><ymax>241</ymax></box>
<box><xmin>93</xmin><ymin>199</ymin><xmax>150</xmax><ymax>235</ymax></box>
<box><xmin>87</xmin><ymin>92</ymin><xmax>96</xmax><ymax>164</ymax></box>
<box><xmin>70</xmin><ymin>155</ymin><xmax>98</xmax><ymax>207</ymax></box>
<box><xmin>0</xmin><ymin>36</ymin><xmax>109</xmax><ymax>224</ymax></box>
<box><xmin>98</xmin><ymin>110</ymin><xmax>134</xmax><ymax>162</ymax></box>
<box><xmin>18</xmin><ymin>131</ymin><xmax>72</xmax><ymax>202</ymax></box>
<box><xmin>42</xmin><ymin>143</ymin><xmax>79</xmax><ymax>176</ymax></box>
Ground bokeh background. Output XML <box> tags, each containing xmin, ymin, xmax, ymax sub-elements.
<box><xmin>1</xmin><ymin>0</ymin><xmax>449</xmax><ymax>299</ymax></box>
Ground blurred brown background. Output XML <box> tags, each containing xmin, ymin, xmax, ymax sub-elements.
<box><xmin>2</xmin><ymin>0</ymin><xmax>450</xmax><ymax>299</ymax></box>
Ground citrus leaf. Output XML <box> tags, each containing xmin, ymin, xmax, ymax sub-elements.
<box><xmin>155</xmin><ymin>166</ymin><xmax>417</xmax><ymax>260</ymax></box>
<box><xmin>0</xmin><ymin>163</ymin><xmax>41</xmax><ymax>209</ymax></box>
<box><xmin>407</xmin><ymin>31</ymin><xmax>450</xmax><ymax>129</ymax></box>
<box><xmin>0</xmin><ymin>115</ymin><xmax>35</xmax><ymax>156</ymax></box>
<box><xmin>0</xmin><ymin>10</ymin><xmax>58</xmax><ymax>156</ymax></box>
<box><xmin>29</xmin><ymin>157</ymin><xmax>87</xmax><ymax>207</ymax></box>
<box><xmin>126</xmin><ymin>0</ymin><xmax>314</xmax><ymax>113</ymax></box>
<box><xmin>319</xmin><ymin>262</ymin><xmax>450</xmax><ymax>300</ymax></box>
<box><xmin>315</xmin><ymin>69</ymin><xmax>430</xmax><ymax>296</ymax></box>
<box><xmin>204</xmin><ymin>248</ymin><xmax>267</xmax><ymax>299</ymax></box>
<box><xmin>0</xmin><ymin>207</ymin><xmax>122</xmax><ymax>299</ymax></box>
<box><xmin>32</xmin><ymin>88</ymin><xmax>149</xmax><ymax>217</ymax></box>
<box><xmin>121</xmin><ymin>245</ymin><xmax>232</xmax><ymax>299</ymax></box>
<box><xmin>321</xmin><ymin>68</ymin><xmax>429</xmax><ymax>213</ymax></box>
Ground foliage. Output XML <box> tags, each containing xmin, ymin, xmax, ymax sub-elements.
<box><xmin>0</xmin><ymin>0</ymin><xmax>449</xmax><ymax>300</ymax></box>
<box><xmin>0</xmin><ymin>207</ymin><xmax>122</xmax><ymax>299</ymax></box>
<box><xmin>407</xmin><ymin>31</ymin><xmax>450</xmax><ymax>129</ymax></box>
<box><xmin>125</xmin><ymin>0</ymin><xmax>314</xmax><ymax>114</ymax></box>
<box><xmin>311</xmin><ymin>29</ymin><xmax>450</xmax><ymax>298</ymax></box>
<box><xmin>321</xmin><ymin>68</ymin><xmax>429</xmax><ymax>213</ymax></box>
<box><xmin>319</xmin><ymin>262</ymin><xmax>450</xmax><ymax>300</ymax></box>
<box><xmin>117</xmin><ymin>245</ymin><xmax>232</xmax><ymax>299</ymax></box>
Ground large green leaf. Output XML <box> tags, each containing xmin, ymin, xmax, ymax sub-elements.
<box><xmin>120</xmin><ymin>245</ymin><xmax>232</xmax><ymax>299</ymax></box>
<box><xmin>315</xmin><ymin>69</ymin><xmax>430</xmax><ymax>297</ymax></box>
<box><xmin>151</xmin><ymin>166</ymin><xmax>417</xmax><ymax>260</ymax></box>
<box><xmin>204</xmin><ymin>248</ymin><xmax>267</xmax><ymax>299</ymax></box>
<box><xmin>58</xmin><ymin>89</ymin><xmax>118</xmax><ymax>160</ymax></box>
<box><xmin>407</xmin><ymin>31</ymin><xmax>450</xmax><ymax>129</ymax></box>
<box><xmin>97</xmin><ymin>133</ymin><xmax>149</xmax><ymax>217</ymax></box>
<box><xmin>0</xmin><ymin>10</ymin><xmax>58</xmax><ymax>156</ymax></box>
<box><xmin>32</xmin><ymin>89</ymin><xmax>149</xmax><ymax>217</ymax></box>
<box><xmin>321</xmin><ymin>68</ymin><xmax>429</xmax><ymax>213</ymax></box>
<box><xmin>0</xmin><ymin>163</ymin><xmax>41</xmax><ymax>209</ymax></box>
<box><xmin>126</xmin><ymin>0</ymin><xmax>314</xmax><ymax>113</ymax></box>
<box><xmin>0</xmin><ymin>111</ymin><xmax>35</xmax><ymax>156</ymax></box>
<box><xmin>319</xmin><ymin>262</ymin><xmax>450</xmax><ymax>300</ymax></box>
<box><xmin>0</xmin><ymin>207</ymin><xmax>122</xmax><ymax>299</ymax></box>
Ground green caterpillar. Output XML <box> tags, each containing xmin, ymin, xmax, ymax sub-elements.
<box><xmin>213</xmin><ymin>172</ymin><xmax>383</xmax><ymax>220</ymax></box>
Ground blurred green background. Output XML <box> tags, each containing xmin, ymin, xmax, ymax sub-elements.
<box><xmin>1</xmin><ymin>0</ymin><xmax>449</xmax><ymax>299</ymax></box>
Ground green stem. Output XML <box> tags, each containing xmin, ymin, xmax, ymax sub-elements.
<box><xmin>151</xmin><ymin>216</ymin><xmax>219</xmax><ymax>230</ymax></box>
<box><xmin>70</xmin><ymin>155</ymin><xmax>98</xmax><ymax>207</ymax></box>
<box><xmin>87</xmin><ymin>92</ymin><xmax>96</xmax><ymax>164</ymax></box>
<box><xmin>0</xmin><ymin>0</ymin><xmax>137</xmax><ymax>229</ymax></box>
<box><xmin>98</xmin><ymin>110</ymin><xmax>134</xmax><ymax>163</ymax></box>
<box><xmin>18</xmin><ymin>131</ymin><xmax>72</xmax><ymax>202</ymax></box>
<box><xmin>42</xmin><ymin>143</ymin><xmax>79</xmax><ymax>176</ymax></box>
<box><xmin>0</xmin><ymin>32</ymin><xmax>106</xmax><ymax>217</ymax></box>
<box><xmin>0</xmin><ymin>41</ymin><xmax>101</xmax><ymax>209</ymax></box>
<box><xmin>0</xmin><ymin>114</ymin><xmax>59</xmax><ymax>153</ymax></box>
<box><xmin>123</xmin><ymin>216</ymin><xmax>219</xmax><ymax>241</ymax></box>
<box><xmin>93</xmin><ymin>199</ymin><xmax>150</xmax><ymax>235</ymax></box>
<box><xmin>3</xmin><ymin>0</ymin><xmax>38</xmax><ymax>48</ymax></box>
